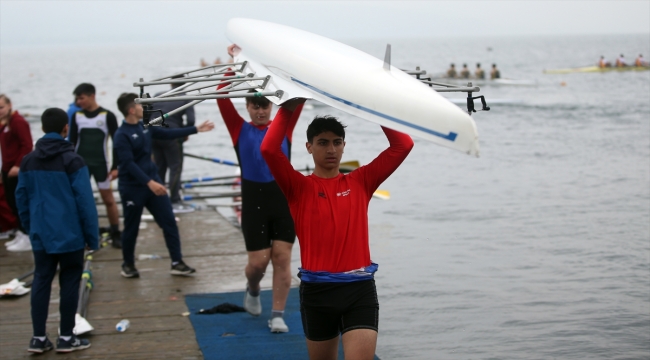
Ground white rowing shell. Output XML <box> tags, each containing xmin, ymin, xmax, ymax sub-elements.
<box><xmin>226</xmin><ymin>18</ymin><xmax>480</xmax><ymax>156</ymax></box>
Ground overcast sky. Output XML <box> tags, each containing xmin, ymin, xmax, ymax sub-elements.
<box><xmin>1</xmin><ymin>1</ymin><xmax>648</xmax><ymax>47</ymax></box>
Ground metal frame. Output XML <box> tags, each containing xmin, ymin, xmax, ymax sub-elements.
<box><xmin>133</xmin><ymin>62</ymin><xmax>284</xmax><ymax>127</ymax></box>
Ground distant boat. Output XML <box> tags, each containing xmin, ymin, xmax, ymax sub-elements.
<box><xmin>425</xmin><ymin>76</ymin><xmax>538</xmax><ymax>87</ymax></box>
<box><xmin>543</xmin><ymin>65</ymin><xmax>650</xmax><ymax>74</ymax></box>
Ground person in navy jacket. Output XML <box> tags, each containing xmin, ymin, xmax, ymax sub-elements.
<box><xmin>16</xmin><ymin>108</ymin><xmax>98</xmax><ymax>353</ymax></box>
<box><xmin>113</xmin><ymin>93</ymin><xmax>214</xmax><ymax>278</ymax></box>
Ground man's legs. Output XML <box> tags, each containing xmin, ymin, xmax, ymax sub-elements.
<box><xmin>306</xmin><ymin>337</ymin><xmax>339</xmax><ymax>360</ymax></box>
<box><xmin>146</xmin><ymin>192</ymin><xmax>183</xmax><ymax>263</ymax></box>
<box><xmin>245</xmin><ymin>248</ymin><xmax>272</xmax><ymax>295</ymax></box>
<box><xmin>341</xmin><ymin>329</ymin><xmax>378</xmax><ymax>360</ymax></box>
<box><xmin>119</xmin><ymin>186</ymin><xmax>146</xmax><ymax>266</ymax></box>
<box><xmin>31</xmin><ymin>251</ymin><xmax>59</xmax><ymax>337</ymax></box>
<box><xmin>98</xmin><ymin>189</ymin><xmax>119</xmax><ymax>231</ymax></box>
<box><xmin>57</xmin><ymin>249</ymin><xmax>85</xmax><ymax>336</ymax></box>
<box><xmin>270</xmin><ymin>241</ymin><xmax>293</xmax><ymax>312</ymax></box>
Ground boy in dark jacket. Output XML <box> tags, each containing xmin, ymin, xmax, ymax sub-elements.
<box><xmin>16</xmin><ymin>108</ymin><xmax>98</xmax><ymax>354</ymax></box>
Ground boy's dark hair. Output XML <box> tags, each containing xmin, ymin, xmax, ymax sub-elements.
<box><xmin>73</xmin><ymin>83</ymin><xmax>96</xmax><ymax>96</ymax></box>
<box><xmin>245</xmin><ymin>91</ymin><xmax>271</xmax><ymax>107</ymax></box>
<box><xmin>117</xmin><ymin>93</ymin><xmax>138</xmax><ymax>117</ymax></box>
<box><xmin>41</xmin><ymin>108</ymin><xmax>69</xmax><ymax>134</ymax></box>
<box><xmin>306</xmin><ymin>116</ymin><xmax>346</xmax><ymax>143</ymax></box>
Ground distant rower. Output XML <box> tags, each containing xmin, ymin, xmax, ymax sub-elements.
<box><xmin>598</xmin><ymin>56</ymin><xmax>611</xmax><ymax>68</ymax></box>
<box><xmin>474</xmin><ymin>63</ymin><xmax>485</xmax><ymax>79</ymax></box>
<box><xmin>490</xmin><ymin>64</ymin><xmax>500</xmax><ymax>79</ymax></box>
<box><xmin>635</xmin><ymin>54</ymin><xmax>648</xmax><ymax>67</ymax></box>
<box><xmin>615</xmin><ymin>54</ymin><xmax>627</xmax><ymax>67</ymax></box>
<box><xmin>459</xmin><ymin>64</ymin><xmax>470</xmax><ymax>79</ymax></box>
<box><xmin>446</xmin><ymin>63</ymin><xmax>457</xmax><ymax>78</ymax></box>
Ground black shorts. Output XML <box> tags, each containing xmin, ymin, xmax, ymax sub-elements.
<box><xmin>299</xmin><ymin>279</ymin><xmax>379</xmax><ymax>341</ymax></box>
<box><xmin>240</xmin><ymin>180</ymin><xmax>295</xmax><ymax>251</ymax></box>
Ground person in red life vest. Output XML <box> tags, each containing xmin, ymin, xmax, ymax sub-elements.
<box><xmin>215</xmin><ymin>44</ymin><xmax>304</xmax><ymax>333</ymax></box>
<box><xmin>0</xmin><ymin>94</ymin><xmax>34</xmax><ymax>252</ymax></box>
<box><xmin>261</xmin><ymin>98</ymin><xmax>414</xmax><ymax>360</ymax></box>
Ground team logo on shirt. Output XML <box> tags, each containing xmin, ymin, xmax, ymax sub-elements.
<box><xmin>318</xmin><ymin>192</ymin><xmax>326</xmax><ymax>198</ymax></box>
<box><xmin>126</xmin><ymin>201</ymin><xmax>135</xmax><ymax>206</ymax></box>
<box><xmin>96</xmin><ymin>120</ymin><xmax>104</xmax><ymax>127</ymax></box>
<box><xmin>131</xmin><ymin>133</ymin><xmax>138</xmax><ymax>139</ymax></box>
<box><xmin>336</xmin><ymin>189</ymin><xmax>351</xmax><ymax>197</ymax></box>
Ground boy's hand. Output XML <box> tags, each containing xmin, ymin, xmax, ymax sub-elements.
<box><xmin>147</xmin><ymin>180</ymin><xmax>168</xmax><ymax>196</ymax></box>
<box><xmin>281</xmin><ymin>98</ymin><xmax>306</xmax><ymax>112</ymax></box>
<box><xmin>196</xmin><ymin>120</ymin><xmax>215</xmax><ymax>133</ymax></box>
<box><xmin>227</xmin><ymin>44</ymin><xmax>241</xmax><ymax>58</ymax></box>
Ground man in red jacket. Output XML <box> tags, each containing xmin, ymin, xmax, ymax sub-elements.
<box><xmin>261</xmin><ymin>99</ymin><xmax>414</xmax><ymax>360</ymax></box>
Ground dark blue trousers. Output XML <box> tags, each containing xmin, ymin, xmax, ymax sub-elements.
<box><xmin>31</xmin><ymin>249</ymin><xmax>84</xmax><ymax>337</ymax></box>
<box><xmin>118</xmin><ymin>184</ymin><xmax>183</xmax><ymax>265</ymax></box>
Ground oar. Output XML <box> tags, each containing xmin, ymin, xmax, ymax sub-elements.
<box><xmin>182</xmin><ymin>191</ymin><xmax>241</xmax><ymax>201</ymax></box>
<box><xmin>182</xmin><ymin>181</ymin><xmax>240</xmax><ymax>189</ymax></box>
<box><xmin>184</xmin><ymin>153</ymin><xmax>238</xmax><ymax>166</ymax></box>
<box><xmin>180</xmin><ymin>159</ymin><xmax>362</xmax><ymax>185</ymax></box>
<box><xmin>372</xmin><ymin>189</ymin><xmax>391</xmax><ymax>200</ymax></box>
<box><xmin>72</xmin><ymin>253</ymin><xmax>94</xmax><ymax>335</ymax></box>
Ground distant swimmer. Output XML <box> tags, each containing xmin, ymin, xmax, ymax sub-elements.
<box><xmin>615</xmin><ymin>54</ymin><xmax>627</xmax><ymax>67</ymax></box>
<box><xmin>459</xmin><ymin>64</ymin><xmax>470</xmax><ymax>79</ymax></box>
<box><xmin>635</xmin><ymin>54</ymin><xmax>648</xmax><ymax>67</ymax></box>
<box><xmin>598</xmin><ymin>56</ymin><xmax>611</xmax><ymax>68</ymax></box>
<box><xmin>490</xmin><ymin>63</ymin><xmax>500</xmax><ymax>79</ymax></box>
<box><xmin>446</xmin><ymin>63</ymin><xmax>457</xmax><ymax>78</ymax></box>
<box><xmin>474</xmin><ymin>63</ymin><xmax>485</xmax><ymax>79</ymax></box>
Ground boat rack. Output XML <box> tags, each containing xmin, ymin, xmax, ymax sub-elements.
<box><xmin>133</xmin><ymin>62</ymin><xmax>284</xmax><ymax>127</ymax></box>
<box><xmin>402</xmin><ymin>66</ymin><xmax>490</xmax><ymax>115</ymax></box>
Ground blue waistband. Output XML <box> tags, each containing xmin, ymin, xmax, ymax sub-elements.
<box><xmin>298</xmin><ymin>263</ymin><xmax>378</xmax><ymax>283</ymax></box>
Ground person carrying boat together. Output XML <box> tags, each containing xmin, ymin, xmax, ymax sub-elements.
<box><xmin>261</xmin><ymin>99</ymin><xmax>414</xmax><ymax>360</ymax></box>
<box><xmin>215</xmin><ymin>44</ymin><xmax>304</xmax><ymax>334</ymax></box>
<box><xmin>16</xmin><ymin>108</ymin><xmax>98</xmax><ymax>353</ymax></box>
<box><xmin>69</xmin><ymin>83</ymin><xmax>122</xmax><ymax>247</ymax></box>
<box><xmin>113</xmin><ymin>93</ymin><xmax>214</xmax><ymax>279</ymax></box>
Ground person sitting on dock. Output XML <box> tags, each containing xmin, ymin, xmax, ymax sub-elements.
<box><xmin>474</xmin><ymin>63</ymin><xmax>485</xmax><ymax>79</ymax></box>
<box><xmin>113</xmin><ymin>93</ymin><xmax>214</xmax><ymax>279</ymax></box>
<box><xmin>459</xmin><ymin>63</ymin><xmax>470</xmax><ymax>79</ymax></box>
<box><xmin>261</xmin><ymin>99</ymin><xmax>414</xmax><ymax>360</ymax></box>
<box><xmin>16</xmin><ymin>108</ymin><xmax>98</xmax><ymax>354</ymax></box>
<box><xmin>598</xmin><ymin>56</ymin><xmax>612</xmax><ymax>68</ymax></box>
<box><xmin>615</xmin><ymin>54</ymin><xmax>627</xmax><ymax>67</ymax></box>
<box><xmin>490</xmin><ymin>63</ymin><xmax>501</xmax><ymax>79</ymax></box>
<box><xmin>635</xmin><ymin>54</ymin><xmax>648</xmax><ymax>67</ymax></box>
<box><xmin>446</xmin><ymin>63</ymin><xmax>457</xmax><ymax>78</ymax></box>
<box><xmin>215</xmin><ymin>44</ymin><xmax>304</xmax><ymax>334</ymax></box>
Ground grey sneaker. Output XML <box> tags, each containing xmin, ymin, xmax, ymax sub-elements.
<box><xmin>268</xmin><ymin>317</ymin><xmax>289</xmax><ymax>333</ymax></box>
<box><xmin>121</xmin><ymin>263</ymin><xmax>140</xmax><ymax>278</ymax></box>
<box><xmin>56</xmin><ymin>335</ymin><xmax>90</xmax><ymax>353</ymax></box>
<box><xmin>27</xmin><ymin>337</ymin><xmax>53</xmax><ymax>353</ymax></box>
<box><xmin>170</xmin><ymin>260</ymin><xmax>196</xmax><ymax>276</ymax></box>
<box><xmin>172</xmin><ymin>203</ymin><xmax>195</xmax><ymax>214</ymax></box>
<box><xmin>243</xmin><ymin>286</ymin><xmax>262</xmax><ymax>316</ymax></box>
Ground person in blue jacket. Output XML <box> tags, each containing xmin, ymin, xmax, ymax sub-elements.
<box><xmin>113</xmin><ymin>93</ymin><xmax>214</xmax><ymax>278</ymax></box>
<box><xmin>16</xmin><ymin>108</ymin><xmax>98</xmax><ymax>354</ymax></box>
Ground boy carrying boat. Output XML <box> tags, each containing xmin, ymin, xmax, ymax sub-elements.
<box><xmin>261</xmin><ymin>99</ymin><xmax>414</xmax><ymax>360</ymax></box>
<box><xmin>113</xmin><ymin>93</ymin><xmax>214</xmax><ymax>278</ymax></box>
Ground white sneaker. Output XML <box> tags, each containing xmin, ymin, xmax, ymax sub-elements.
<box><xmin>0</xmin><ymin>228</ymin><xmax>16</xmax><ymax>240</ymax></box>
<box><xmin>5</xmin><ymin>230</ymin><xmax>29</xmax><ymax>247</ymax></box>
<box><xmin>7</xmin><ymin>232</ymin><xmax>31</xmax><ymax>252</ymax></box>
<box><xmin>172</xmin><ymin>203</ymin><xmax>195</xmax><ymax>214</ymax></box>
<box><xmin>268</xmin><ymin>317</ymin><xmax>289</xmax><ymax>333</ymax></box>
<box><xmin>243</xmin><ymin>288</ymin><xmax>262</xmax><ymax>316</ymax></box>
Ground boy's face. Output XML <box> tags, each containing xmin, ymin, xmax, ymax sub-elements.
<box><xmin>75</xmin><ymin>93</ymin><xmax>95</xmax><ymax>111</ymax></box>
<box><xmin>246</xmin><ymin>102</ymin><xmax>272</xmax><ymax>126</ymax></box>
<box><xmin>132</xmin><ymin>103</ymin><xmax>143</xmax><ymax>119</ymax></box>
<box><xmin>306</xmin><ymin>131</ymin><xmax>345</xmax><ymax>171</ymax></box>
<box><xmin>0</xmin><ymin>98</ymin><xmax>11</xmax><ymax>119</ymax></box>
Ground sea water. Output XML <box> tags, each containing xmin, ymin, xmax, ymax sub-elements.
<box><xmin>1</xmin><ymin>34</ymin><xmax>648</xmax><ymax>359</ymax></box>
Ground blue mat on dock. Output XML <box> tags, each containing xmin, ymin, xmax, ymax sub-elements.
<box><xmin>185</xmin><ymin>288</ymin><xmax>379</xmax><ymax>360</ymax></box>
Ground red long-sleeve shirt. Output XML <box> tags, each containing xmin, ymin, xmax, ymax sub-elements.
<box><xmin>261</xmin><ymin>107</ymin><xmax>414</xmax><ymax>273</ymax></box>
<box><xmin>0</xmin><ymin>111</ymin><xmax>33</xmax><ymax>172</ymax></box>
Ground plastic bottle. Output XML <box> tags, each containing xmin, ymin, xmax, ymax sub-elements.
<box><xmin>116</xmin><ymin>319</ymin><xmax>130</xmax><ymax>332</ymax></box>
